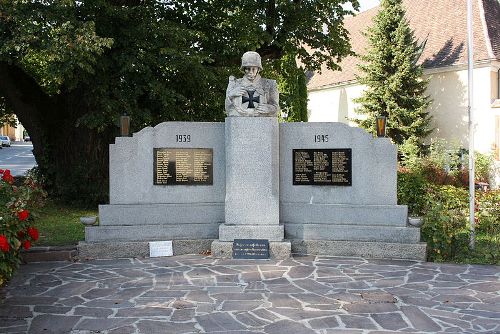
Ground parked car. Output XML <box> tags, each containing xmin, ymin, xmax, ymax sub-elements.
<box><xmin>0</xmin><ymin>136</ymin><xmax>11</xmax><ymax>147</ymax></box>
<box><xmin>24</xmin><ymin>136</ymin><xmax>31</xmax><ymax>142</ymax></box>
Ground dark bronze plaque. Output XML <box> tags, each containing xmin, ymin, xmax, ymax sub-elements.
<box><xmin>293</xmin><ymin>148</ymin><xmax>352</xmax><ymax>186</ymax></box>
<box><xmin>154</xmin><ymin>148</ymin><xmax>213</xmax><ymax>185</ymax></box>
<box><xmin>233</xmin><ymin>239</ymin><xmax>269</xmax><ymax>259</ymax></box>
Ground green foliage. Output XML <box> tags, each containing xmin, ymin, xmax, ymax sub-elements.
<box><xmin>421</xmin><ymin>185</ymin><xmax>469</xmax><ymax>262</ymax></box>
<box><xmin>474</xmin><ymin>190</ymin><xmax>500</xmax><ymax>263</ymax></box>
<box><xmin>276</xmin><ymin>54</ymin><xmax>308</xmax><ymax>122</ymax></box>
<box><xmin>0</xmin><ymin>0</ymin><xmax>357</xmax><ymax>203</ymax></box>
<box><xmin>397</xmin><ymin>169</ymin><xmax>428</xmax><ymax>216</ymax></box>
<box><xmin>473</xmin><ymin>152</ymin><xmax>494</xmax><ymax>183</ymax></box>
<box><xmin>354</xmin><ymin>0</ymin><xmax>432</xmax><ymax>147</ymax></box>
<box><xmin>0</xmin><ymin>169</ymin><xmax>47</xmax><ymax>285</ymax></box>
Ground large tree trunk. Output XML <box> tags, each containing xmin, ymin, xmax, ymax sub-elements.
<box><xmin>0</xmin><ymin>62</ymin><xmax>113</xmax><ymax>205</ymax></box>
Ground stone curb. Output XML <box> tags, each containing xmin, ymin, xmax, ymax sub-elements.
<box><xmin>21</xmin><ymin>245</ymin><xmax>77</xmax><ymax>263</ymax></box>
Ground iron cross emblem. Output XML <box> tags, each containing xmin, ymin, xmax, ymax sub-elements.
<box><xmin>242</xmin><ymin>90</ymin><xmax>260</xmax><ymax>108</ymax></box>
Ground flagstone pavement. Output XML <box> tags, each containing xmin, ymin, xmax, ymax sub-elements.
<box><xmin>0</xmin><ymin>255</ymin><xmax>499</xmax><ymax>334</ymax></box>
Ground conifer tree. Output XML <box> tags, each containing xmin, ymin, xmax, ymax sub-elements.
<box><xmin>354</xmin><ymin>0</ymin><xmax>432</xmax><ymax>146</ymax></box>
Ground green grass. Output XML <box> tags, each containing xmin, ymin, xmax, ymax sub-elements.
<box><xmin>34</xmin><ymin>200</ymin><xmax>98</xmax><ymax>246</ymax></box>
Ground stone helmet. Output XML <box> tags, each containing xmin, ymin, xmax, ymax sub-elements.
<box><xmin>240</xmin><ymin>51</ymin><xmax>263</xmax><ymax>71</ymax></box>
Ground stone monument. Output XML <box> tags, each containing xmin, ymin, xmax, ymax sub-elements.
<box><xmin>211</xmin><ymin>51</ymin><xmax>291</xmax><ymax>258</ymax></box>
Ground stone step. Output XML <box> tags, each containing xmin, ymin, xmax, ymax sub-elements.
<box><xmin>99</xmin><ymin>203</ymin><xmax>224</xmax><ymax>226</ymax></box>
<box><xmin>281</xmin><ymin>203</ymin><xmax>408</xmax><ymax>226</ymax></box>
<box><xmin>85</xmin><ymin>224</ymin><xmax>219</xmax><ymax>242</ymax></box>
<box><xmin>290</xmin><ymin>239</ymin><xmax>427</xmax><ymax>260</ymax></box>
<box><xmin>284</xmin><ymin>224</ymin><xmax>420</xmax><ymax>243</ymax></box>
<box><xmin>78</xmin><ymin>240</ymin><xmax>213</xmax><ymax>259</ymax></box>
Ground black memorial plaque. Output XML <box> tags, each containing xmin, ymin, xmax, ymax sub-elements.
<box><xmin>233</xmin><ymin>239</ymin><xmax>270</xmax><ymax>259</ymax></box>
<box><xmin>293</xmin><ymin>148</ymin><xmax>352</xmax><ymax>186</ymax></box>
<box><xmin>154</xmin><ymin>148</ymin><xmax>213</xmax><ymax>185</ymax></box>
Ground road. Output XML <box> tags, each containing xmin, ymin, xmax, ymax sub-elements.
<box><xmin>0</xmin><ymin>141</ymin><xmax>37</xmax><ymax>176</ymax></box>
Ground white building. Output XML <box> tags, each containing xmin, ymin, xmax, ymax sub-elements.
<box><xmin>307</xmin><ymin>0</ymin><xmax>500</xmax><ymax>162</ymax></box>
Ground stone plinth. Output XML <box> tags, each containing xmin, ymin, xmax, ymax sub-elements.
<box><xmin>223</xmin><ymin>117</ymin><xmax>279</xmax><ymax>225</ymax></box>
<box><xmin>212</xmin><ymin>117</ymin><xmax>288</xmax><ymax>258</ymax></box>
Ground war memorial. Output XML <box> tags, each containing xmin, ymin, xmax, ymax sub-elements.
<box><xmin>78</xmin><ymin>52</ymin><xmax>426</xmax><ymax>260</ymax></box>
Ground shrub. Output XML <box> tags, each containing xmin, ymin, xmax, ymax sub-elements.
<box><xmin>421</xmin><ymin>185</ymin><xmax>469</xmax><ymax>261</ymax></box>
<box><xmin>474</xmin><ymin>190</ymin><xmax>500</xmax><ymax>263</ymax></box>
<box><xmin>397</xmin><ymin>169</ymin><xmax>429</xmax><ymax>216</ymax></box>
<box><xmin>0</xmin><ymin>169</ymin><xmax>46</xmax><ymax>285</ymax></box>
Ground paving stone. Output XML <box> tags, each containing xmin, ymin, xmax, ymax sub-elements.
<box><xmin>28</xmin><ymin>314</ymin><xmax>80</xmax><ymax>334</ymax></box>
<box><xmin>308</xmin><ymin>316</ymin><xmax>339</xmax><ymax>329</ymax></box>
<box><xmin>401</xmin><ymin>306</ymin><xmax>442</xmax><ymax>332</ymax></box>
<box><xmin>0</xmin><ymin>305</ymin><xmax>32</xmax><ymax>319</ymax></box>
<box><xmin>268</xmin><ymin>294</ymin><xmax>302</xmax><ymax>308</ymax></box>
<box><xmin>235</xmin><ymin>311</ymin><xmax>271</xmax><ymax>327</ymax></box>
<box><xmin>33</xmin><ymin>305</ymin><xmax>71</xmax><ymax>314</ymax></box>
<box><xmin>75</xmin><ymin>318</ymin><xmax>139</xmax><ymax>331</ymax></box>
<box><xmin>360</xmin><ymin>292</ymin><xmax>396</xmax><ymax>303</ymax></box>
<box><xmin>221</xmin><ymin>300</ymin><xmax>264</xmax><ymax>311</ymax></box>
<box><xmin>2</xmin><ymin>255</ymin><xmax>499</xmax><ymax>334</ymax></box>
<box><xmin>342</xmin><ymin>302</ymin><xmax>398</xmax><ymax>313</ymax></box>
<box><xmin>372</xmin><ymin>313</ymin><xmax>408</xmax><ymax>330</ymax></box>
<box><xmin>264</xmin><ymin>319</ymin><xmax>316</xmax><ymax>334</ymax></box>
<box><xmin>339</xmin><ymin>315</ymin><xmax>377</xmax><ymax>330</ymax></box>
<box><xmin>41</xmin><ymin>281</ymin><xmax>96</xmax><ymax>298</ymax></box>
<box><xmin>115</xmin><ymin>307</ymin><xmax>172</xmax><ymax>318</ymax></box>
<box><xmin>171</xmin><ymin>308</ymin><xmax>195</xmax><ymax>321</ymax></box>
<box><xmin>73</xmin><ymin>307</ymin><xmax>114</xmax><ymax>318</ymax></box>
<box><xmin>196</xmin><ymin>312</ymin><xmax>247</xmax><ymax>331</ymax></box>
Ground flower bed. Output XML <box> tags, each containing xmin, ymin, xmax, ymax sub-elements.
<box><xmin>0</xmin><ymin>169</ymin><xmax>46</xmax><ymax>285</ymax></box>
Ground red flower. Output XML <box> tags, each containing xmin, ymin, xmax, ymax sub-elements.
<box><xmin>2</xmin><ymin>170</ymin><xmax>14</xmax><ymax>184</ymax></box>
<box><xmin>0</xmin><ymin>235</ymin><xmax>10</xmax><ymax>252</ymax></box>
<box><xmin>18</xmin><ymin>209</ymin><xmax>29</xmax><ymax>221</ymax></box>
<box><xmin>23</xmin><ymin>240</ymin><xmax>31</xmax><ymax>250</ymax></box>
<box><xmin>0</xmin><ymin>169</ymin><xmax>4</xmax><ymax>174</ymax></box>
<box><xmin>27</xmin><ymin>227</ymin><xmax>39</xmax><ymax>241</ymax></box>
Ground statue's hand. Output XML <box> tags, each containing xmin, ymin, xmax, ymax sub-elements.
<box><xmin>228</xmin><ymin>87</ymin><xmax>245</xmax><ymax>99</ymax></box>
<box><xmin>256</xmin><ymin>104</ymin><xmax>272</xmax><ymax>114</ymax></box>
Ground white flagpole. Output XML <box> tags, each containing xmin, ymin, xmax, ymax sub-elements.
<box><xmin>467</xmin><ymin>0</ymin><xmax>475</xmax><ymax>249</ymax></box>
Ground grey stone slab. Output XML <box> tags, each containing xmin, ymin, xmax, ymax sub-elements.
<box><xmin>110</xmin><ymin>122</ymin><xmax>225</xmax><ymax>205</ymax></box>
<box><xmin>281</xmin><ymin>203</ymin><xmax>408</xmax><ymax>226</ymax></box>
<box><xmin>291</xmin><ymin>240</ymin><xmax>427</xmax><ymax>260</ymax></box>
<box><xmin>212</xmin><ymin>292</ymin><xmax>263</xmax><ymax>301</ymax></box>
<box><xmin>221</xmin><ymin>300</ymin><xmax>264</xmax><ymax>311</ymax></box>
<box><xmin>280</xmin><ymin>122</ymin><xmax>397</xmax><ymax>205</ymax></box>
<box><xmin>338</xmin><ymin>315</ymin><xmax>377</xmax><ymax>330</ymax></box>
<box><xmin>309</xmin><ymin>316</ymin><xmax>340</xmax><ymax>329</ymax></box>
<box><xmin>264</xmin><ymin>320</ymin><xmax>316</xmax><ymax>334</ymax></box>
<box><xmin>288</xmin><ymin>266</ymin><xmax>315</xmax><ymax>278</ymax></box>
<box><xmin>136</xmin><ymin>320</ymin><xmax>198</xmax><ymax>334</ymax></box>
<box><xmin>115</xmin><ymin>307</ymin><xmax>172</xmax><ymax>318</ymax></box>
<box><xmin>171</xmin><ymin>308</ymin><xmax>195</xmax><ymax>321</ymax></box>
<box><xmin>342</xmin><ymin>302</ymin><xmax>398</xmax><ymax>313</ymax></box>
<box><xmin>235</xmin><ymin>312</ymin><xmax>271</xmax><ymax>327</ymax></box>
<box><xmin>225</xmin><ymin>117</ymin><xmax>279</xmax><ymax>226</ymax></box>
<box><xmin>41</xmin><ymin>281</ymin><xmax>96</xmax><ymax>298</ymax></box>
<box><xmin>73</xmin><ymin>307</ymin><xmax>114</xmax><ymax>318</ymax></box>
<box><xmin>218</xmin><ymin>224</ymin><xmax>284</xmax><ymax>241</ymax></box>
<box><xmin>372</xmin><ymin>313</ymin><xmax>408</xmax><ymax>330</ymax></box>
<box><xmin>99</xmin><ymin>203</ymin><xmax>224</xmax><ymax>225</ymax></box>
<box><xmin>32</xmin><ymin>306</ymin><xmax>71</xmax><ymax>314</ymax></box>
<box><xmin>267</xmin><ymin>294</ymin><xmax>302</xmax><ymax>308</ymax></box>
<box><xmin>28</xmin><ymin>314</ymin><xmax>80</xmax><ymax>334</ymax></box>
<box><xmin>196</xmin><ymin>312</ymin><xmax>247</xmax><ymax>331</ymax></box>
<box><xmin>269</xmin><ymin>308</ymin><xmax>336</xmax><ymax>320</ymax></box>
<box><xmin>286</xmin><ymin>224</ymin><xmax>420</xmax><ymax>243</ymax></box>
<box><xmin>401</xmin><ymin>306</ymin><xmax>442</xmax><ymax>332</ymax></box>
<box><xmin>85</xmin><ymin>224</ymin><xmax>219</xmax><ymax>242</ymax></box>
<box><xmin>75</xmin><ymin>318</ymin><xmax>138</xmax><ymax>331</ymax></box>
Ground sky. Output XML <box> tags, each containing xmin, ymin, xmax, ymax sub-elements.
<box><xmin>347</xmin><ymin>0</ymin><xmax>380</xmax><ymax>12</ymax></box>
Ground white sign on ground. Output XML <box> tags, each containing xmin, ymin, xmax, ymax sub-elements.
<box><xmin>149</xmin><ymin>241</ymin><xmax>173</xmax><ymax>257</ymax></box>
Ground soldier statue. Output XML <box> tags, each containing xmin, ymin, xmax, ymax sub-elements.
<box><xmin>225</xmin><ymin>51</ymin><xmax>279</xmax><ymax>117</ymax></box>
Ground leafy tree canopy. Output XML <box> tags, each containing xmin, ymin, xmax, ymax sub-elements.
<box><xmin>0</xmin><ymin>0</ymin><xmax>358</xmax><ymax>203</ymax></box>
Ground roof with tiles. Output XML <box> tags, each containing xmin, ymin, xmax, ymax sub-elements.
<box><xmin>308</xmin><ymin>0</ymin><xmax>500</xmax><ymax>90</ymax></box>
